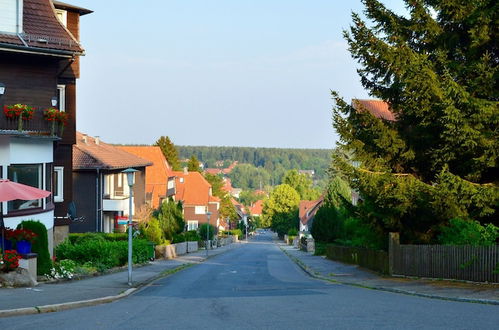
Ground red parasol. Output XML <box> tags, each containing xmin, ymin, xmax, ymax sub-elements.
<box><xmin>0</xmin><ymin>179</ymin><xmax>51</xmax><ymax>252</ymax></box>
<box><xmin>0</xmin><ymin>179</ymin><xmax>51</xmax><ymax>202</ymax></box>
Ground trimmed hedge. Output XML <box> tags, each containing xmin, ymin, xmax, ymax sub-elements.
<box><xmin>68</xmin><ymin>233</ymin><xmax>128</xmax><ymax>244</ymax></box>
<box><xmin>17</xmin><ymin>220</ymin><xmax>52</xmax><ymax>275</ymax></box>
<box><xmin>56</xmin><ymin>238</ymin><xmax>150</xmax><ymax>271</ymax></box>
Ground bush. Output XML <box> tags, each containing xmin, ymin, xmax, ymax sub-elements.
<box><xmin>229</xmin><ymin>229</ymin><xmax>243</xmax><ymax>239</ymax></box>
<box><xmin>55</xmin><ymin>238</ymin><xmax>150</xmax><ymax>271</ymax></box>
<box><xmin>139</xmin><ymin>218</ymin><xmax>164</xmax><ymax>244</ymax></box>
<box><xmin>288</xmin><ymin>228</ymin><xmax>298</xmax><ymax>236</ymax></box>
<box><xmin>198</xmin><ymin>224</ymin><xmax>215</xmax><ymax>240</ymax></box>
<box><xmin>185</xmin><ymin>230</ymin><xmax>200</xmax><ymax>241</ymax></box>
<box><xmin>439</xmin><ymin>218</ymin><xmax>498</xmax><ymax>246</ymax></box>
<box><xmin>172</xmin><ymin>233</ymin><xmax>186</xmax><ymax>243</ymax></box>
<box><xmin>17</xmin><ymin>220</ymin><xmax>52</xmax><ymax>275</ymax></box>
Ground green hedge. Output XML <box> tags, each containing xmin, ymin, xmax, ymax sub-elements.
<box><xmin>56</xmin><ymin>238</ymin><xmax>149</xmax><ymax>271</ymax></box>
<box><xmin>68</xmin><ymin>233</ymin><xmax>128</xmax><ymax>244</ymax></box>
<box><xmin>17</xmin><ymin>220</ymin><xmax>52</xmax><ymax>275</ymax></box>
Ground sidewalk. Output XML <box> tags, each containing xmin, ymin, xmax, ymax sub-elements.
<box><xmin>278</xmin><ymin>242</ymin><xmax>499</xmax><ymax>305</ymax></box>
<box><xmin>0</xmin><ymin>242</ymin><xmax>242</xmax><ymax>317</ymax></box>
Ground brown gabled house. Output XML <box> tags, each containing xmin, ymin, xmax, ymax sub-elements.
<box><xmin>71</xmin><ymin>133</ymin><xmax>152</xmax><ymax>233</ymax></box>
<box><xmin>0</xmin><ymin>0</ymin><xmax>91</xmax><ymax>252</ymax></box>
<box><xmin>173</xmin><ymin>169</ymin><xmax>221</xmax><ymax>231</ymax></box>
<box><xmin>117</xmin><ymin>146</ymin><xmax>176</xmax><ymax>209</ymax></box>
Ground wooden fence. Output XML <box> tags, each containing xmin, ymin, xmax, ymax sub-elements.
<box><xmin>325</xmin><ymin>245</ymin><xmax>389</xmax><ymax>275</ymax></box>
<box><xmin>392</xmin><ymin>244</ymin><xmax>499</xmax><ymax>283</ymax></box>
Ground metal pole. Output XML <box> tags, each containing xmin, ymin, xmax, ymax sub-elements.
<box><xmin>127</xmin><ymin>185</ymin><xmax>133</xmax><ymax>286</ymax></box>
<box><xmin>206</xmin><ymin>212</ymin><xmax>211</xmax><ymax>258</ymax></box>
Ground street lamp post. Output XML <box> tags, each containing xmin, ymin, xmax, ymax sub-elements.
<box><xmin>243</xmin><ymin>215</ymin><xmax>248</xmax><ymax>241</ymax></box>
<box><xmin>206</xmin><ymin>211</ymin><xmax>212</xmax><ymax>258</ymax></box>
<box><xmin>122</xmin><ymin>168</ymin><xmax>138</xmax><ymax>286</ymax></box>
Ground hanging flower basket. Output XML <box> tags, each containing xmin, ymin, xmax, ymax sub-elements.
<box><xmin>3</xmin><ymin>104</ymin><xmax>35</xmax><ymax>131</ymax></box>
<box><xmin>43</xmin><ymin>107</ymin><xmax>69</xmax><ymax>136</ymax></box>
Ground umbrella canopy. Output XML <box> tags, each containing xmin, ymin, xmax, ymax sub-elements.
<box><xmin>0</xmin><ymin>179</ymin><xmax>51</xmax><ymax>202</ymax></box>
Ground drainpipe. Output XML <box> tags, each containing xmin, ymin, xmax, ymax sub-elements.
<box><xmin>96</xmin><ymin>169</ymin><xmax>99</xmax><ymax>232</ymax></box>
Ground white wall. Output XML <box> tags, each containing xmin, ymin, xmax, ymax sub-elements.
<box><xmin>10</xmin><ymin>138</ymin><xmax>53</xmax><ymax>164</ymax></box>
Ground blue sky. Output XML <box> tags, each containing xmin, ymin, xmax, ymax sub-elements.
<box><xmin>71</xmin><ymin>0</ymin><xmax>406</xmax><ymax>149</ymax></box>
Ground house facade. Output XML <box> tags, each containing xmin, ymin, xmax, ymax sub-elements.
<box><xmin>118</xmin><ymin>146</ymin><xmax>176</xmax><ymax>209</ymax></box>
<box><xmin>0</xmin><ymin>0</ymin><xmax>91</xmax><ymax>252</ymax></box>
<box><xmin>299</xmin><ymin>197</ymin><xmax>324</xmax><ymax>236</ymax></box>
<box><xmin>71</xmin><ymin>133</ymin><xmax>151</xmax><ymax>233</ymax></box>
<box><xmin>173</xmin><ymin>169</ymin><xmax>220</xmax><ymax>231</ymax></box>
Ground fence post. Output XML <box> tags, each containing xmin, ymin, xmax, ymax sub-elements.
<box><xmin>388</xmin><ymin>232</ymin><xmax>400</xmax><ymax>275</ymax></box>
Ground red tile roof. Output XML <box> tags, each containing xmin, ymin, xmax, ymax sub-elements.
<box><xmin>352</xmin><ymin>99</ymin><xmax>396</xmax><ymax>121</ymax></box>
<box><xmin>299</xmin><ymin>197</ymin><xmax>324</xmax><ymax>225</ymax></box>
<box><xmin>173</xmin><ymin>170</ymin><xmax>216</xmax><ymax>206</ymax></box>
<box><xmin>250</xmin><ymin>200</ymin><xmax>263</xmax><ymax>216</ymax></box>
<box><xmin>118</xmin><ymin>146</ymin><xmax>172</xmax><ymax>208</ymax></box>
<box><xmin>73</xmin><ymin>132</ymin><xmax>152</xmax><ymax>170</ymax></box>
<box><xmin>0</xmin><ymin>0</ymin><xmax>86</xmax><ymax>54</ymax></box>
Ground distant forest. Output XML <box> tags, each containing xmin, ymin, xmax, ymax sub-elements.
<box><xmin>177</xmin><ymin>146</ymin><xmax>333</xmax><ymax>186</ymax></box>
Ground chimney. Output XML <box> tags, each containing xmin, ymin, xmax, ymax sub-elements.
<box><xmin>183</xmin><ymin>167</ymin><xmax>188</xmax><ymax>175</ymax></box>
<box><xmin>82</xmin><ymin>134</ymin><xmax>88</xmax><ymax>144</ymax></box>
<box><xmin>95</xmin><ymin>136</ymin><xmax>100</xmax><ymax>145</ymax></box>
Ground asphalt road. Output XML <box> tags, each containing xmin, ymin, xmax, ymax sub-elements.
<box><xmin>3</xmin><ymin>231</ymin><xmax>498</xmax><ymax>329</ymax></box>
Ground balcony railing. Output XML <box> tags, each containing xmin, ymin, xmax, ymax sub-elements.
<box><xmin>0</xmin><ymin>106</ymin><xmax>62</xmax><ymax>137</ymax></box>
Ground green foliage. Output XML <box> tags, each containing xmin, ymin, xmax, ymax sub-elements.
<box><xmin>439</xmin><ymin>218</ymin><xmax>498</xmax><ymax>246</ymax></box>
<box><xmin>287</xmin><ymin>228</ymin><xmax>298</xmax><ymax>236</ymax></box>
<box><xmin>238</xmin><ymin>190</ymin><xmax>265</xmax><ymax>207</ymax></box>
<box><xmin>228</xmin><ymin>229</ymin><xmax>243</xmax><ymax>239</ymax></box>
<box><xmin>262</xmin><ymin>184</ymin><xmax>300</xmax><ymax>234</ymax></box>
<box><xmin>331</xmin><ymin>0</ymin><xmax>499</xmax><ymax>242</ymax></box>
<box><xmin>187</xmin><ymin>155</ymin><xmax>201</xmax><ymax>172</ymax></box>
<box><xmin>177</xmin><ymin>146</ymin><xmax>332</xmax><ymax>184</ymax></box>
<box><xmin>283</xmin><ymin>169</ymin><xmax>320</xmax><ymax>200</ymax></box>
<box><xmin>139</xmin><ymin>218</ymin><xmax>163</xmax><ymax>245</ymax></box>
<box><xmin>229</xmin><ymin>164</ymin><xmax>271</xmax><ymax>190</ymax></box>
<box><xmin>68</xmin><ymin>233</ymin><xmax>127</xmax><ymax>244</ymax></box>
<box><xmin>219</xmin><ymin>196</ymin><xmax>238</xmax><ymax>224</ymax></box>
<box><xmin>185</xmin><ymin>230</ymin><xmax>200</xmax><ymax>241</ymax></box>
<box><xmin>204</xmin><ymin>173</ymin><xmax>225</xmax><ymax>198</ymax></box>
<box><xmin>55</xmin><ymin>239</ymin><xmax>150</xmax><ymax>271</ymax></box>
<box><xmin>17</xmin><ymin>220</ymin><xmax>52</xmax><ymax>275</ymax></box>
<box><xmin>198</xmin><ymin>224</ymin><xmax>215</xmax><ymax>240</ymax></box>
<box><xmin>154</xmin><ymin>198</ymin><xmax>185</xmax><ymax>240</ymax></box>
<box><xmin>155</xmin><ymin>136</ymin><xmax>181</xmax><ymax>171</ymax></box>
<box><xmin>326</xmin><ymin>176</ymin><xmax>351</xmax><ymax>208</ymax></box>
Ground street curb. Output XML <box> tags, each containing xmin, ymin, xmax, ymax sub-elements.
<box><xmin>278</xmin><ymin>244</ymin><xmax>499</xmax><ymax>306</ymax></box>
<box><xmin>0</xmin><ymin>244</ymin><xmax>239</xmax><ymax>318</ymax></box>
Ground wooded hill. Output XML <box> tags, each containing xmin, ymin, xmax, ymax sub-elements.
<box><xmin>177</xmin><ymin>146</ymin><xmax>332</xmax><ymax>184</ymax></box>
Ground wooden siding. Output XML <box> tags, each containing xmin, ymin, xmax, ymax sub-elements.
<box><xmin>71</xmin><ymin>170</ymin><xmax>98</xmax><ymax>233</ymax></box>
<box><xmin>53</xmin><ymin>144</ymin><xmax>73</xmax><ymax>226</ymax></box>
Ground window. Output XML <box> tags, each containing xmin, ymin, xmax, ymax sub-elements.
<box><xmin>195</xmin><ymin>206</ymin><xmax>206</xmax><ymax>215</ymax></box>
<box><xmin>7</xmin><ymin>164</ymin><xmax>42</xmax><ymax>211</ymax></box>
<box><xmin>54</xmin><ymin>9</ymin><xmax>67</xmax><ymax>27</ymax></box>
<box><xmin>0</xmin><ymin>0</ymin><xmax>23</xmax><ymax>34</ymax></box>
<box><xmin>53</xmin><ymin>166</ymin><xmax>64</xmax><ymax>202</ymax></box>
<box><xmin>57</xmin><ymin>85</ymin><xmax>66</xmax><ymax>111</ymax></box>
<box><xmin>187</xmin><ymin>221</ymin><xmax>198</xmax><ymax>231</ymax></box>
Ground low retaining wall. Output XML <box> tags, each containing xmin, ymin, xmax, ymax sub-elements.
<box><xmin>186</xmin><ymin>241</ymin><xmax>198</xmax><ymax>253</ymax></box>
<box><xmin>175</xmin><ymin>242</ymin><xmax>187</xmax><ymax>255</ymax></box>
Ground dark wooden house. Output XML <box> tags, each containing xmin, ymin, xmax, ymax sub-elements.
<box><xmin>0</xmin><ymin>0</ymin><xmax>91</xmax><ymax>252</ymax></box>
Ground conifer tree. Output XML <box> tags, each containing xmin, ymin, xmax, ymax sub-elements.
<box><xmin>332</xmin><ymin>0</ymin><xmax>498</xmax><ymax>242</ymax></box>
<box><xmin>155</xmin><ymin>136</ymin><xmax>181</xmax><ymax>171</ymax></box>
<box><xmin>187</xmin><ymin>155</ymin><xmax>201</xmax><ymax>172</ymax></box>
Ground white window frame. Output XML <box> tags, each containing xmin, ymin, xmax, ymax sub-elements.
<box><xmin>54</xmin><ymin>9</ymin><xmax>67</xmax><ymax>27</ymax></box>
<box><xmin>187</xmin><ymin>221</ymin><xmax>198</xmax><ymax>231</ymax></box>
<box><xmin>195</xmin><ymin>206</ymin><xmax>206</xmax><ymax>215</ymax></box>
<box><xmin>57</xmin><ymin>85</ymin><xmax>66</xmax><ymax>112</ymax></box>
<box><xmin>54</xmin><ymin>166</ymin><xmax>64</xmax><ymax>202</ymax></box>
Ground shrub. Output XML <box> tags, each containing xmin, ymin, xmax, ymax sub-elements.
<box><xmin>229</xmin><ymin>229</ymin><xmax>243</xmax><ymax>239</ymax></box>
<box><xmin>139</xmin><ymin>218</ymin><xmax>164</xmax><ymax>244</ymax></box>
<box><xmin>439</xmin><ymin>218</ymin><xmax>499</xmax><ymax>246</ymax></box>
<box><xmin>17</xmin><ymin>220</ymin><xmax>52</xmax><ymax>275</ymax></box>
<box><xmin>185</xmin><ymin>230</ymin><xmax>200</xmax><ymax>241</ymax></box>
<box><xmin>198</xmin><ymin>224</ymin><xmax>215</xmax><ymax>240</ymax></box>
<box><xmin>172</xmin><ymin>233</ymin><xmax>186</xmax><ymax>243</ymax></box>
<box><xmin>55</xmin><ymin>238</ymin><xmax>150</xmax><ymax>271</ymax></box>
<box><xmin>288</xmin><ymin>228</ymin><xmax>298</xmax><ymax>236</ymax></box>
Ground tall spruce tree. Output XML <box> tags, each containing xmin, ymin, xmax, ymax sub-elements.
<box><xmin>333</xmin><ymin>0</ymin><xmax>498</xmax><ymax>243</ymax></box>
<box><xmin>155</xmin><ymin>136</ymin><xmax>181</xmax><ymax>171</ymax></box>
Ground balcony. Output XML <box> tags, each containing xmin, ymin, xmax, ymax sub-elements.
<box><xmin>103</xmin><ymin>196</ymin><xmax>134</xmax><ymax>214</ymax></box>
<box><xmin>0</xmin><ymin>106</ymin><xmax>62</xmax><ymax>138</ymax></box>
